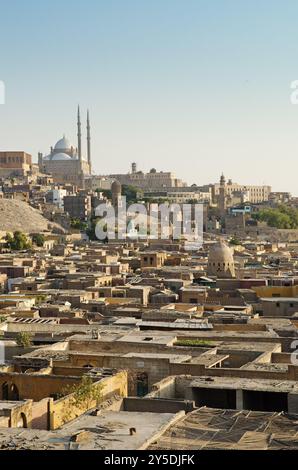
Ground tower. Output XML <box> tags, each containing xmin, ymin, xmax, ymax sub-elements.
<box><xmin>219</xmin><ymin>173</ymin><xmax>226</xmax><ymax>218</ymax></box>
<box><xmin>38</xmin><ymin>152</ymin><xmax>43</xmax><ymax>170</ymax></box>
<box><xmin>87</xmin><ymin>110</ymin><xmax>91</xmax><ymax>173</ymax></box>
<box><xmin>111</xmin><ymin>180</ymin><xmax>122</xmax><ymax>215</ymax></box>
<box><xmin>131</xmin><ymin>162</ymin><xmax>137</xmax><ymax>174</ymax></box>
<box><xmin>77</xmin><ymin>105</ymin><xmax>82</xmax><ymax>162</ymax></box>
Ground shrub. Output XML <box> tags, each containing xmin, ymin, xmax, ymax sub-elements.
<box><xmin>6</xmin><ymin>231</ymin><xmax>32</xmax><ymax>251</ymax></box>
<box><xmin>31</xmin><ymin>233</ymin><xmax>45</xmax><ymax>247</ymax></box>
<box><xmin>16</xmin><ymin>332</ymin><xmax>33</xmax><ymax>348</ymax></box>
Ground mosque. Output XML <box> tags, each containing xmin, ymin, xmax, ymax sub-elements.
<box><xmin>38</xmin><ymin>107</ymin><xmax>92</xmax><ymax>187</ymax></box>
<box><xmin>207</xmin><ymin>239</ymin><xmax>236</xmax><ymax>279</ymax></box>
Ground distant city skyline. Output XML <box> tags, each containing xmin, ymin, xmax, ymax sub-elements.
<box><xmin>1</xmin><ymin>0</ymin><xmax>298</xmax><ymax>194</ymax></box>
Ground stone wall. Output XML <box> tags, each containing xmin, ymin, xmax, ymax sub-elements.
<box><xmin>65</xmin><ymin>354</ymin><xmax>171</xmax><ymax>395</ymax></box>
<box><xmin>0</xmin><ymin>373</ymin><xmax>82</xmax><ymax>401</ymax></box>
<box><xmin>146</xmin><ymin>375</ymin><xmax>177</xmax><ymax>399</ymax></box>
<box><xmin>49</xmin><ymin>371</ymin><xmax>127</xmax><ymax>430</ymax></box>
<box><xmin>123</xmin><ymin>397</ymin><xmax>195</xmax><ymax>414</ymax></box>
<box><xmin>31</xmin><ymin>398</ymin><xmax>51</xmax><ymax>429</ymax></box>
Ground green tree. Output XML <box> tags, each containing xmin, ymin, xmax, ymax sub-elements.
<box><xmin>63</xmin><ymin>376</ymin><xmax>103</xmax><ymax>409</ymax></box>
<box><xmin>186</xmin><ymin>199</ymin><xmax>199</xmax><ymax>204</ymax></box>
<box><xmin>122</xmin><ymin>185</ymin><xmax>143</xmax><ymax>205</ymax></box>
<box><xmin>143</xmin><ymin>197</ymin><xmax>170</xmax><ymax>204</ymax></box>
<box><xmin>229</xmin><ymin>236</ymin><xmax>241</xmax><ymax>245</ymax></box>
<box><xmin>253</xmin><ymin>205</ymin><xmax>298</xmax><ymax>229</ymax></box>
<box><xmin>31</xmin><ymin>233</ymin><xmax>45</xmax><ymax>247</ymax></box>
<box><xmin>101</xmin><ymin>189</ymin><xmax>112</xmax><ymax>200</ymax></box>
<box><xmin>70</xmin><ymin>219</ymin><xmax>88</xmax><ymax>231</ymax></box>
<box><xmin>6</xmin><ymin>231</ymin><xmax>32</xmax><ymax>251</ymax></box>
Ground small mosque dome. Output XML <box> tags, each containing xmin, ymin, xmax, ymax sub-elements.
<box><xmin>54</xmin><ymin>136</ymin><xmax>73</xmax><ymax>151</ymax></box>
<box><xmin>51</xmin><ymin>152</ymin><xmax>72</xmax><ymax>161</ymax></box>
<box><xmin>207</xmin><ymin>240</ymin><xmax>235</xmax><ymax>278</ymax></box>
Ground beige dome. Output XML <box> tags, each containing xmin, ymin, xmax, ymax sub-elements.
<box><xmin>208</xmin><ymin>241</ymin><xmax>234</xmax><ymax>263</ymax></box>
<box><xmin>207</xmin><ymin>240</ymin><xmax>235</xmax><ymax>278</ymax></box>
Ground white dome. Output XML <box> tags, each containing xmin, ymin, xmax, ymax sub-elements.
<box><xmin>54</xmin><ymin>136</ymin><xmax>74</xmax><ymax>151</ymax></box>
<box><xmin>51</xmin><ymin>152</ymin><xmax>72</xmax><ymax>161</ymax></box>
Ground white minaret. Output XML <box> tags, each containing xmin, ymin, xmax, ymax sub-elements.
<box><xmin>87</xmin><ymin>110</ymin><xmax>91</xmax><ymax>173</ymax></box>
<box><xmin>77</xmin><ymin>105</ymin><xmax>82</xmax><ymax>162</ymax></box>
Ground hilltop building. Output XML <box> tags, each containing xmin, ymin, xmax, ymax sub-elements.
<box><xmin>212</xmin><ymin>175</ymin><xmax>271</xmax><ymax>206</ymax></box>
<box><xmin>109</xmin><ymin>163</ymin><xmax>187</xmax><ymax>190</ymax></box>
<box><xmin>38</xmin><ymin>107</ymin><xmax>92</xmax><ymax>187</ymax></box>
<box><xmin>0</xmin><ymin>152</ymin><xmax>32</xmax><ymax>178</ymax></box>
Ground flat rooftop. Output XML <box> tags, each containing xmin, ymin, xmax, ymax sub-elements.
<box><xmin>0</xmin><ymin>400</ymin><xmax>27</xmax><ymax>410</ymax></box>
<box><xmin>190</xmin><ymin>376</ymin><xmax>298</xmax><ymax>393</ymax></box>
<box><xmin>137</xmin><ymin>320</ymin><xmax>212</xmax><ymax>330</ymax></box>
<box><xmin>241</xmin><ymin>363</ymin><xmax>288</xmax><ymax>372</ymax></box>
<box><xmin>116</xmin><ymin>332</ymin><xmax>175</xmax><ymax>345</ymax></box>
<box><xmin>0</xmin><ymin>411</ymin><xmax>178</xmax><ymax>450</ymax></box>
<box><xmin>123</xmin><ymin>352</ymin><xmax>192</xmax><ymax>362</ymax></box>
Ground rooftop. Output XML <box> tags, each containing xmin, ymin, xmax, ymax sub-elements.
<box><xmin>149</xmin><ymin>407</ymin><xmax>298</xmax><ymax>450</ymax></box>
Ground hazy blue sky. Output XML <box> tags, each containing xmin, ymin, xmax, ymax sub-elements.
<box><xmin>1</xmin><ymin>0</ymin><xmax>298</xmax><ymax>193</ymax></box>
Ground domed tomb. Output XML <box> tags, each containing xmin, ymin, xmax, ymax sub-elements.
<box><xmin>207</xmin><ymin>240</ymin><xmax>235</xmax><ymax>278</ymax></box>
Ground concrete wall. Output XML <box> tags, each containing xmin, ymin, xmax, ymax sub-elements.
<box><xmin>5</xmin><ymin>322</ymin><xmax>93</xmax><ymax>334</ymax></box>
<box><xmin>261</xmin><ymin>299</ymin><xmax>298</xmax><ymax>317</ymax></box>
<box><xmin>0</xmin><ymin>373</ymin><xmax>83</xmax><ymax>401</ymax></box>
<box><xmin>271</xmin><ymin>352</ymin><xmax>292</xmax><ymax>364</ymax></box>
<box><xmin>149</xmin><ymin>364</ymin><xmax>298</xmax><ymax>403</ymax></box>
<box><xmin>254</xmin><ymin>286</ymin><xmax>298</xmax><ymax>298</ymax></box>
<box><xmin>69</xmin><ymin>339</ymin><xmax>208</xmax><ymax>357</ymax></box>
<box><xmin>146</xmin><ymin>376</ymin><xmax>177</xmax><ymax>399</ymax></box>
<box><xmin>66</xmin><ymin>354</ymin><xmax>171</xmax><ymax>395</ymax></box>
<box><xmin>219</xmin><ymin>350</ymin><xmax>261</xmax><ymax>368</ymax></box>
<box><xmin>31</xmin><ymin>398</ymin><xmax>51</xmax><ymax>429</ymax></box>
<box><xmin>0</xmin><ymin>400</ymin><xmax>33</xmax><ymax>428</ymax></box>
<box><xmin>4</xmin><ymin>345</ymin><xmax>34</xmax><ymax>360</ymax></box>
<box><xmin>49</xmin><ymin>371</ymin><xmax>128</xmax><ymax>430</ymax></box>
<box><xmin>123</xmin><ymin>397</ymin><xmax>195</xmax><ymax>414</ymax></box>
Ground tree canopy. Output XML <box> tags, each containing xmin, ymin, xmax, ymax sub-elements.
<box><xmin>6</xmin><ymin>231</ymin><xmax>32</xmax><ymax>251</ymax></box>
<box><xmin>122</xmin><ymin>185</ymin><xmax>143</xmax><ymax>205</ymax></box>
<box><xmin>252</xmin><ymin>205</ymin><xmax>298</xmax><ymax>229</ymax></box>
<box><xmin>31</xmin><ymin>233</ymin><xmax>45</xmax><ymax>247</ymax></box>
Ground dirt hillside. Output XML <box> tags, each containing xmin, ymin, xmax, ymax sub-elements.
<box><xmin>0</xmin><ymin>199</ymin><xmax>64</xmax><ymax>233</ymax></box>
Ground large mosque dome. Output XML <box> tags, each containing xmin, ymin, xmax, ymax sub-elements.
<box><xmin>207</xmin><ymin>240</ymin><xmax>235</xmax><ymax>278</ymax></box>
<box><xmin>54</xmin><ymin>136</ymin><xmax>74</xmax><ymax>152</ymax></box>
